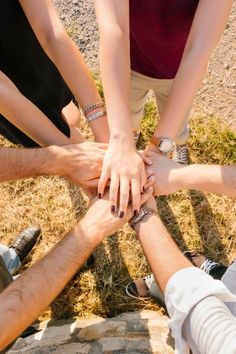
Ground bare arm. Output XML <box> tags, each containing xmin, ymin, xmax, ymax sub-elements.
<box><xmin>19</xmin><ymin>0</ymin><xmax>109</xmax><ymax>143</ymax></box>
<box><xmin>0</xmin><ymin>142</ymin><xmax>107</xmax><ymax>188</ymax></box>
<box><xmin>0</xmin><ymin>189</ymin><xmax>152</xmax><ymax>350</ymax></box>
<box><xmin>144</xmin><ymin>152</ymin><xmax>236</xmax><ymax>198</ymax></box>
<box><xmin>95</xmin><ymin>0</ymin><xmax>147</xmax><ymax>216</ymax></box>
<box><xmin>0</xmin><ymin>71</ymin><xmax>71</xmax><ymax>146</ymax></box>
<box><xmin>153</xmin><ymin>0</ymin><xmax>233</xmax><ymax>141</ymax></box>
<box><xmin>134</xmin><ymin>197</ymin><xmax>192</xmax><ymax>293</ymax></box>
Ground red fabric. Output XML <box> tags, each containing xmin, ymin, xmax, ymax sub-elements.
<box><xmin>129</xmin><ymin>0</ymin><xmax>199</xmax><ymax>79</ymax></box>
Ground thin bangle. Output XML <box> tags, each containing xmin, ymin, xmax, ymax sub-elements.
<box><xmin>86</xmin><ymin>110</ymin><xmax>107</xmax><ymax>123</ymax></box>
<box><xmin>83</xmin><ymin>102</ymin><xmax>105</xmax><ymax>115</ymax></box>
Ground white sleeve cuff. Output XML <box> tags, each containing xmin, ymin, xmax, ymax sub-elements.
<box><xmin>164</xmin><ymin>267</ymin><xmax>236</xmax><ymax>354</ymax></box>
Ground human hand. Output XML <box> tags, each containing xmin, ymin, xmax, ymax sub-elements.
<box><xmin>143</xmin><ymin>151</ymin><xmax>184</xmax><ymax>195</ymax></box>
<box><xmin>98</xmin><ymin>142</ymin><xmax>152</xmax><ymax>217</ymax></box>
<box><xmin>56</xmin><ymin>142</ymin><xmax>108</xmax><ymax>188</ymax></box>
<box><xmin>81</xmin><ymin>186</ymin><xmax>154</xmax><ymax>243</ymax></box>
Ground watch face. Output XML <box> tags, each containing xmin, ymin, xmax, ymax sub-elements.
<box><xmin>159</xmin><ymin>139</ymin><xmax>173</xmax><ymax>154</ymax></box>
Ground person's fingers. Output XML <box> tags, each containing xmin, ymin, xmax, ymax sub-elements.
<box><xmin>146</xmin><ymin>167</ymin><xmax>154</xmax><ymax>178</ymax></box>
<box><xmin>144</xmin><ymin>175</ymin><xmax>155</xmax><ymax>190</ymax></box>
<box><xmin>119</xmin><ymin>177</ymin><xmax>130</xmax><ymax>217</ymax></box>
<box><xmin>138</xmin><ymin>150</ymin><xmax>153</xmax><ymax>166</ymax></box>
<box><xmin>85</xmin><ymin>178</ymin><xmax>100</xmax><ymax>188</ymax></box>
<box><xmin>140</xmin><ymin>186</ymin><xmax>154</xmax><ymax>205</ymax></box>
<box><xmin>131</xmin><ymin>178</ymin><xmax>141</xmax><ymax>215</ymax></box>
<box><xmin>98</xmin><ymin>166</ymin><xmax>109</xmax><ymax>198</ymax></box>
<box><xmin>109</xmin><ymin>173</ymin><xmax>119</xmax><ymax>213</ymax></box>
<box><xmin>140</xmin><ymin>165</ymin><xmax>147</xmax><ymax>193</ymax></box>
<box><xmin>142</xmin><ymin>156</ymin><xmax>153</xmax><ymax>166</ymax></box>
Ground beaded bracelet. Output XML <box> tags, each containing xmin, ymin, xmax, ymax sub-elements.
<box><xmin>83</xmin><ymin>102</ymin><xmax>105</xmax><ymax>116</ymax></box>
<box><xmin>86</xmin><ymin>110</ymin><xmax>107</xmax><ymax>123</ymax></box>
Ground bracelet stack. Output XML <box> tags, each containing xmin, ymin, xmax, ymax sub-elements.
<box><xmin>83</xmin><ymin>102</ymin><xmax>106</xmax><ymax>123</ymax></box>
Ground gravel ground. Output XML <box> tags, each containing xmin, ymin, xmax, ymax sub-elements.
<box><xmin>54</xmin><ymin>0</ymin><xmax>236</xmax><ymax>129</ymax></box>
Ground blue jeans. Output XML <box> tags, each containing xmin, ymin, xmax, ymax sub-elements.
<box><xmin>0</xmin><ymin>245</ymin><xmax>21</xmax><ymax>275</ymax></box>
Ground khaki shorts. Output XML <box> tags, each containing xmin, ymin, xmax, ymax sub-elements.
<box><xmin>130</xmin><ymin>70</ymin><xmax>190</xmax><ymax>145</ymax></box>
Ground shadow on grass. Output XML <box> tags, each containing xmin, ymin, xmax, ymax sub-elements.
<box><xmin>189</xmin><ymin>190</ymin><xmax>228</xmax><ymax>262</ymax></box>
<box><xmin>156</xmin><ymin>195</ymin><xmax>188</xmax><ymax>251</ymax></box>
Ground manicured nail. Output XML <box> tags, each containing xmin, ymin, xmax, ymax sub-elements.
<box><xmin>98</xmin><ymin>193</ymin><xmax>102</xmax><ymax>198</ymax></box>
<box><xmin>111</xmin><ymin>205</ymin><xmax>115</xmax><ymax>212</ymax></box>
<box><xmin>134</xmin><ymin>210</ymin><xmax>138</xmax><ymax>216</ymax></box>
<box><xmin>119</xmin><ymin>211</ymin><xmax>124</xmax><ymax>218</ymax></box>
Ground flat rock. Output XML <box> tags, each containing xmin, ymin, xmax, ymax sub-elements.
<box><xmin>7</xmin><ymin>311</ymin><xmax>174</xmax><ymax>353</ymax></box>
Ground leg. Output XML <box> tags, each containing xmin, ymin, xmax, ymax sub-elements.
<box><xmin>130</xmin><ymin>71</ymin><xmax>150</xmax><ymax>134</ymax></box>
<box><xmin>62</xmin><ymin>101</ymin><xmax>83</xmax><ymax>143</ymax></box>
<box><xmin>0</xmin><ymin>245</ymin><xmax>21</xmax><ymax>275</ymax></box>
<box><xmin>221</xmin><ymin>260</ymin><xmax>236</xmax><ymax>316</ymax></box>
<box><xmin>0</xmin><ymin>255</ymin><xmax>13</xmax><ymax>293</ymax></box>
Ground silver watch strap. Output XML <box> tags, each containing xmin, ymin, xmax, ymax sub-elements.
<box><xmin>129</xmin><ymin>206</ymin><xmax>158</xmax><ymax>228</ymax></box>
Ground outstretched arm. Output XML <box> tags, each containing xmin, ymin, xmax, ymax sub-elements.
<box><xmin>0</xmin><ymin>142</ymin><xmax>108</xmax><ymax>189</ymax></box>
<box><xmin>144</xmin><ymin>152</ymin><xmax>236</xmax><ymax>197</ymax></box>
<box><xmin>95</xmin><ymin>0</ymin><xmax>147</xmax><ymax>216</ymax></box>
<box><xmin>151</xmin><ymin>0</ymin><xmax>233</xmax><ymax>146</ymax></box>
<box><xmin>0</xmin><ymin>189</ymin><xmax>152</xmax><ymax>350</ymax></box>
<box><xmin>0</xmin><ymin>71</ymin><xmax>72</xmax><ymax>146</ymax></box>
<box><xmin>19</xmin><ymin>0</ymin><xmax>109</xmax><ymax>143</ymax></box>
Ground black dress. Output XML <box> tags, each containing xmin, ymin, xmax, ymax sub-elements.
<box><xmin>0</xmin><ymin>0</ymin><xmax>73</xmax><ymax>147</ymax></box>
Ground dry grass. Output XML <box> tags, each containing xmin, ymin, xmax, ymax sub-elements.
<box><xmin>0</xmin><ymin>89</ymin><xmax>235</xmax><ymax>322</ymax></box>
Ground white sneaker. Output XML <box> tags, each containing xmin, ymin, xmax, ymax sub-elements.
<box><xmin>173</xmin><ymin>144</ymin><xmax>189</xmax><ymax>165</ymax></box>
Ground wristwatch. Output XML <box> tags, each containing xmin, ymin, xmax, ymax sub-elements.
<box><xmin>150</xmin><ymin>136</ymin><xmax>174</xmax><ymax>155</ymax></box>
<box><xmin>129</xmin><ymin>206</ymin><xmax>158</xmax><ymax>228</ymax></box>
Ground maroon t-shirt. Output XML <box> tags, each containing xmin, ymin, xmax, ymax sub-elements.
<box><xmin>129</xmin><ymin>0</ymin><xmax>199</xmax><ymax>79</ymax></box>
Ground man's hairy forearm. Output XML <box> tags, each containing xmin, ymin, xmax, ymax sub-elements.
<box><xmin>177</xmin><ymin>164</ymin><xmax>236</xmax><ymax>197</ymax></box>
<box><xmin>135</xmin><ymin>214</ymin><xmax>192</xmax><ymax>294</ymax></box>
<box><xmin>0</xmin><ymin>221</ymin><xmax>100</xmax><ymax>350</ymax></box>
<box><xmin>0</xmin><ymin>146</ymin><xmax>61</xmax><ymax>182</ymax></box>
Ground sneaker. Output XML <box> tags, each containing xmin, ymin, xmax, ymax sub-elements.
<box><xmin>10</xmin><ymin>226</ymin><xmax>41</xmax><ymax>262</ymax></box>
<box><xmin>173</xmin><ymin>144</ymin><xmax>189</xmax><ymax>165</ymax></box>
<box><xmin>184</xmin><ymin>250</ymin><xmax>228</xmax><ymax>280</ymax></box>
<box><xmin>126</xmin><ymin>274</ymin><xmax>165</xmax><ymax>308</ymax></box>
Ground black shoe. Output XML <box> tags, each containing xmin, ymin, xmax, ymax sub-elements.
<box><xmin>10</xmin><ymin>226</ymin><xmax>41</xmax><ymax>262</ymax></box>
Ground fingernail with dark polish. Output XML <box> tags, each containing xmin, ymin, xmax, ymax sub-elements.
<box><xmin>134</xmin><ymin>210</ymin><xmax>138</xmax><ymax>216</ymax></box>
<box><xmin>119</xmin><ymin>211</ymin><xmax>124</xmax><ymax>218</ymax></box>
<box><xmin>98</xmin><ymin>193</ymin><xmax>102</xmax><ymax>199</ymax></box>
<box><xmin>111</xmin><ymin>205</ymin><xmax>115</xmax><ymax>212</ymax></box>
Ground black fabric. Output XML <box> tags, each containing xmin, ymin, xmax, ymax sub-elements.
<box><xmin>0</xmin><ymin>0</ymin><xmax>73</xmax><ymax>147</ymax></box>
<box><xmin>209</xmin><ymin>265</ymin><xmax>228</xmax><ymax>280</ymax></box>
<box><xmin>0</xmin><ymin>255</ymin><xmax>13</xmax><ymax>294</ymax></box>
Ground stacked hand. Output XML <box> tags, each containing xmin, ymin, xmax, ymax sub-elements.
<box><xmin>98</xmin><ymin>143</ymin><xmax>154</xmax><ymax>217</ymax></box>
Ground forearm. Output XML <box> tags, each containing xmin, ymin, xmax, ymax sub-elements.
<box><xmin>95</xmin><ymin>1</ymin><xmax>134</xmax><ymax>144</ymax></box>
<box><xmin>0</xmin><ymin>146</ymin><xmax>61</xmax><ymax>182</ymax></box>
<box><xmin>0</xmin><ymin>220</ymin><xmax>101</xmax><ymax>350</ymax></box>
<box><xmin>135</xmin><ymin>214</ymin><xmax>192</xmax><ymax>294</ymax></box>
<box><xmin>155</xmin><ymin>51</ymin><xmax>207</xmax><ymax>139</ymax></box>
<box><xmin>44</xmin><ymin>33</ymin><xmax>109</xmax><ymax>143</ymax></box>
<box><xmin>0</xmin><ymin>72</ymin><xmax>71</xmax><ymax>146</ymax></box>
<box><xmin>155</xmin><ymin>0</ymin><xmax>233</xmax><ymax>140</ymax></box>
<box><xmin>176</xmin><ymin>164</ymin><xmax>236</xmax><ymax>197</ymax></box>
